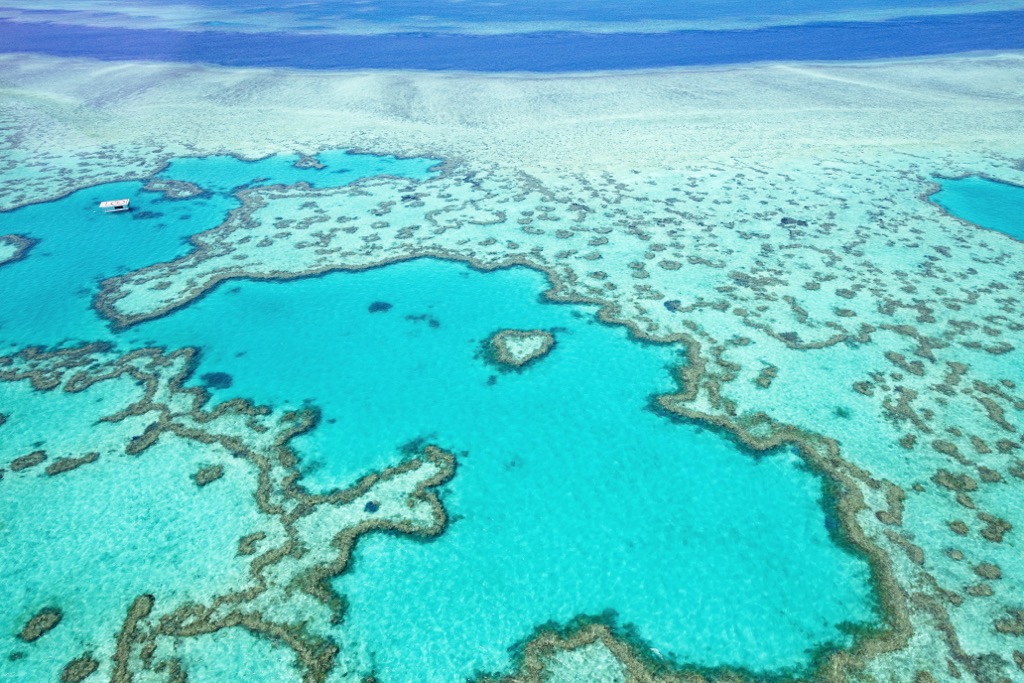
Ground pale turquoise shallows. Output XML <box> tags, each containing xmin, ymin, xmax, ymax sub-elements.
<box><xmin>1</xmin><ymin>152</ymin><xmax>876</xmax><ymax>682</ymax></box>
<box><xmin>931</xmin><ymin>175</ymin><xmax>1024</xmax><ymax>242</ymax></box>
<box><xmin>156</xmin><ymin>150</ymin><xmax>439</xmax><ymax>196</ymax></box>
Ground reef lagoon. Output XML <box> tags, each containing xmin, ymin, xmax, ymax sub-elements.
<box><xmin>933</xmin><ymin>176</ymin><xmax>1024</xmax><ymax>243</ymax></box>
<box><xmin>1</xmin><ymin>4</ymin><xmax>1023</xmax><ymax>683</ymax></box>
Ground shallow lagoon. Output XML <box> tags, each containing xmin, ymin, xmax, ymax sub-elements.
<box><xmin>0</xmin><ymin>152</ymin><xmax>879</xmax><ymax>680</ymax></box>
<box><xmin>0</xmin><ymin>150</ymin><xmax>437</xmax><ymax>350</ymax></box>
<box><xmin>138</xmin><ymin>257</ymin><xmax>878</xmax><ymax>680</ymax></box>
<box><xmin>932</xmin><ymin>175</ymin><xmax>1024</xmax><ymax>242</ymax></box>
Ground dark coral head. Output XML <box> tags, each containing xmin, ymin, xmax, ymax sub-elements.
<box><xmin>201</xmin><ymin>372</ymin><xmax>233</xmax><ymax>389</ymax></box>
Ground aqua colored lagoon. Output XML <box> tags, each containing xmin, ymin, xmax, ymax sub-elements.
<box><xmin>1</xmin><ymin>153</ymin><xmax>877</xmax><ymax>681</ymax></box>
<box><xmin>136</xmin><ymin>258</ymin><xmax>879</xmax><ymax>678</ymax></box>
<box><xmin>0</xmin><ymin>151</ymin><xmax>437</xmax><ymax>351</ymax></box>
<box><xmin>931</xmin><ymin>175</ymin><xmax>1024</xmax><ymax>242</ymax></box>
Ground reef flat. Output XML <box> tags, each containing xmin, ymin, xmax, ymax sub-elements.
<box><xmin>1</xmin><ymin>52</ymin><xmax>1024</xmax><ymax>682</ymax></box>
<box><xmin>0</xmin><ymin>343</ymin><xmax>455</xmax><ymax>682</ymax></box>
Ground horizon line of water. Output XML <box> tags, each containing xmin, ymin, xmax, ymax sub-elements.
<box><xmin>1</xmin><ymin>10</ymin><xmax>1023</xmax><ymax>72</ymax></box>
<box><xmin>3</xmin><ymin>0</ymin><xmax>1024</xmax><ymax>36</ymax></box>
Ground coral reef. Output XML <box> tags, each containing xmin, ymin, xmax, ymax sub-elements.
<box><xmin>487</xmin><ymin>329</ymin><xmax>555</xmax><ymax>369</ymax></box>
<box><xmin>2</xmin><ymin>51</ymin><xmax>1024</xmax><ymax>682</ymax></box>
<box><xmin>18</xmin><ymin>607</ymin><xmax>63</xmax><ymax>642</ymax></box>
<box><xmin>0</xmin><ymin>343</ymin><xmax>456</xmax><ymax>682</ymax></box>
<box><xmin>0</xmin><ymin>233</ymin><xmax>36</xmax><ymax>266</ymax></box>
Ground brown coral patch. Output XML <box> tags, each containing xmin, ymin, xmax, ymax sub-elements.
<box><xmin>18</xmin><ymin>607</ymin><xmax>62</xmax><ymax>642</ymax></box>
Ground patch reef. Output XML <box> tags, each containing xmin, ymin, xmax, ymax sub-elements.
<box><xmin>488</xmin><ymin>329</ymin><xmax>556</xmax><ymax>368</ymax></box>
<box><xmin>0</xmin><ymin>233</ymin><xmax>36</xmax><ymax>266</ymax></box>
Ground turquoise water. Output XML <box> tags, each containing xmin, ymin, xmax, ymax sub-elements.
<box><xmin>931</xmin><ymin>175</ymin><xmax>1024</xmax><ymax>242</ymax></box>
<box><xmin>0</xmin><ymin>389</ymin><xmax>267</xmax><ymax>683</ymax></box>
<box><xmin>0</xmin><ymin>180</ymin><xmax>225</xmax><ymax>349</ymax></box>
<box><xmin>136</xmin><ymin>259</ymin><xmax>878</xmax><ymax>676</ymax></box>
<box><xmin>0</xmin><ymin>150</ymin><xmax>437</xmax><ymax>351</ymax></box>
<box><xmin>0</xmin><ymin>153</ymin><xmax>877</xmax><ymax>680</ymax></box>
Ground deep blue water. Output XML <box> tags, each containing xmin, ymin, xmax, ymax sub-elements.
<box><xmin>64</xmin><ymin>0</ymin><xmax>1004</xmax><ymax>28</ymax></box>
<box><xmin>2</xmin><ymin>10</ymin><xmax>1024</xmax><ymax>71</ymax></box>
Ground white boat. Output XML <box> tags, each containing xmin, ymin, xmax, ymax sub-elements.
<box><xmin>99</xmin><ymin>198</ymin><xmax>130</xmax><ymax>213</ymax></box>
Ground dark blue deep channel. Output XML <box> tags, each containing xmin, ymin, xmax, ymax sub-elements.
<box><xmin>2</xmin><ymin>10</ymin><xmax>1024</xmax><ymax>71</ymax></box>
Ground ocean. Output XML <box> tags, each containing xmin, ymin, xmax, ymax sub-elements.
<box><xmin>2</xmin><ymin>10</ymin><xmax>1024</xmax><ymax>70</ymax></box>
